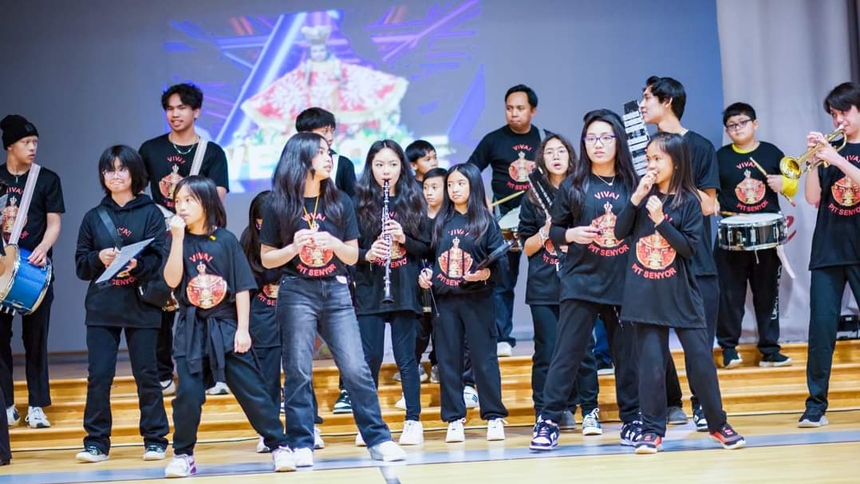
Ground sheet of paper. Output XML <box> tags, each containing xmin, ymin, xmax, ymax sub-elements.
<box><xmin>95</xmin><ymin>238</ymin><xmax>155</xmax><ymax>284</ymax></box>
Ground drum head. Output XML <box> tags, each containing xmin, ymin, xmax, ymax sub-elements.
<box><xmin>498</xmin><ymin>207</ymin><xmax>521</xmax><ymax>229</ymax></box>
<box><xmin>721</xmin><ymin>213</ymin><xmax>784</xmax><ymax>226</ymax></box>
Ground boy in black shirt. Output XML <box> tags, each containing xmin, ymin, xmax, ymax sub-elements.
<box><xmin>468</xmin><ymin>84</ymin><xmax>550</xmax><ymax>357</ymax></box>
<box><xmin>138</xmin><ymin>83</ymin><xmax>230</xmax><ymax>396</ymax></box>
<box><xmin>639</xmin><ymin>76</ymin><xmax>719</xmax><ymax>430</ymax></box>
<box><xmin>0</xmin><ymin>115</ymin><xmax>65</xmax><ymax>430</ymax></box>
<box><xmin>296</xmin><ymin>107</ymin><xmax>357</xmax><ymax>197</ymax></box>
<box><xmin>406</xmin><ymin>140</ymin><xmax>439</xmax><ymax>183</ymax></box>
<box><xmin>715</xmin><ymin>103</ymin><xmax>794</xmax><ymax>369</ymax></box>
<box><xmin>801</xmin><ymin>82</ymin><xmax>860</xmax><ymax>427</ymax></box>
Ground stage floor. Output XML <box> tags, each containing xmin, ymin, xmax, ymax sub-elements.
<box><xmin>2</xmin><ymin>411</ymin><xmax>859</xmax><ymax>483</ymax></box>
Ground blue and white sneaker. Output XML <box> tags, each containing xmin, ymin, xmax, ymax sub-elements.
<box><xmin>620</xmin><ymin>420</ymin><xmax>643</xmax><ymax>446</ymax></box>
<box><xmin>529</xmin><ymin>418</ymin><xmax>559</xmax><ymax>451</ymax></box>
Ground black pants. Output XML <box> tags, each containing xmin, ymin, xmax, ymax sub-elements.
<box><xmin>715</xmin><ymin>247</ymin><xmax>782</xmax><ymax>355</ymax></box>
<box><xmin>806</xmin><ymin>265</ymin><xmax>860</xmax><ymax>413</ymax></box>
<box><xmin>638</xmin><ymin>323</ymin><xmax>727</xmax><ymax>436</ymax></box>
<box><xmin>435</xmin><ymin>292</ymin><xmax>507</xmax><ymax>422</ymax></box>
<box><xmin>530</xmin><ymin>304</ymin><xmax>598</xmax><ymax>417</ymax></box>
<box><xmin>415</xmin><ymin>311</ymin><xmax>437</xmax><ymax>366</ymax></box>
<box><xmin>665</xmin><ymin>275</ymin><xmax>718</xmax><ymax>410</ymax></box>
<box><xmin>172</xmin><ymin>353</ymin><xmax>287</xmax><ymax>455</ymax></box>
<box><xmin>0</xmin><ymin>285</ymin><xmax>53</xmax><ymax>407</ymax></box>
<box><xmin>156</xmin><ymin>310</ymin><xmax>176</xmax><ymax>382</ymax></box>
<box><xmin>492</xmin><ymin>249</ymin><xmax>519</xmax><ymax>346</ymax></box>
<box><xmin>358</xmin><ymin>312</ymin><xmax>421</xmax><ymax>421</ymax></box>
<box><xmin>0</xmin><ymin>356</ymin><xmax>10</xmax><ymax>463</ymax></box>
<box><xmin>83</xmin><ymin>326</ymin><xmax>168</xmax><ymax>453</ymax></box>
<box><xmin>541</xmin><ymin>299</ymin><xmax>638</xmax><ymax>424</ymax></box>
<box><xmin>255</xmin><ymin>346</ymin><xmax>282</xmax><ymax>410</ymax></box>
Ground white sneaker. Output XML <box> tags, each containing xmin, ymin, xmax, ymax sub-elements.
<box><xmin>430</xmin><ymin>365</ymin><xmax>440</xmax><ymax>384</ymax></box>
<box><xmin>160</xmin><ymin>380</ymin><xmax>176</xmax><ymax>396</ymax></box>
<box><xmin>581</xmin><ymin>408</ymin><xmax>603</xmax><ymax>436</ymax></box>
<box><xmin>76</xmin><ymin>446</ymin><xmax>109</xmax><ymax>463</ymax></box>
<box><xmin>393</xmin><ymin>371</ymin><xmax>402</xmax><ymax>382</ymax></box>
<box><xmin>463</xmin><ymin>386</ymin><xmax>479</xmax><ymax>409</ymax></box>
<box><xmin>164</xmin><ymin>454</ymin><xmax>196</xmax><ymax>478</ymax></box>
<box><xmin>446</xmin><ymin>419</ymin><xmax>466</xmax><ymax>443</ymax></box>
<box><xmin>6</xmin><ymin>405</ymin><xmax>19</xmax><ymax>427</ymax></box>
<box><xmin>293</xmin><ymin>447</ymin><xmax>314</xmax><ymax>467</ymax></box>
<box><xmin>143</xmin><ymin>445</ymin><xmax>167</xmax><ymax>461</ymax></box>
<box><xmin>205</xmin><ymin>382</ymin><xmax>230</xmax><ymax>395</ymax></box>
<box><xmin>256</xmin><ymin>436</ymin><xmax>270</xmax><ymax>453</ymax></box>
<box><xmin>314</xmin><ymin>426</ymin><xmax>325</xmax><ymax>449</ymax></box>
<box><xmin>496</xmin><ymin>342</ymin><xmax>513</xmax><ymax>357</ymax></box>
<box><xmin>26</xmin><ymin>406</ymin><xmax>50</xmax><ymax>428</ymax></box>
<box><xmin>272</xmin><ymin>446</ymin><xmax>296</xmax><ymax>472</ymax></box>
<box><xmin>355</xmin><ymin>432</ymin><xmax>366</xmax><ymax>447</ymax></box>
<box><xmin>418</xmin><ymin>365</ymin><xmax>429</xmax><ymax>383</ymax></box>
<box><xmin>399</xmin><ymin>420</ymin><xmax>424</xmax><ymax>445</ymax></box>
<box><xmin>395</xmin><ymin>394</ymin><xmax>407</xmax><ymax>410</ymax></box>
<box><xmin>368</xmin><ymin>440</ymin><xmax>406</xmax><ymax>462</ymax></box>
<box><xmin>487</xmin><ymin>418</ymin><xmax>506</xmax><ymax>441</ymax></box>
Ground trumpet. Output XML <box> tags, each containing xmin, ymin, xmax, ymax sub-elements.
<box><xmin>779</xmin><ymin>128</ymin><xmax>846</xmax><ymax>179</ymax></box>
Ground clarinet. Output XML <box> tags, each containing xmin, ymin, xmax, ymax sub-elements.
<box><xmin>381</xmin><ymin>179</ymin><xmax>395</xmax><ymax>304</ymax></box>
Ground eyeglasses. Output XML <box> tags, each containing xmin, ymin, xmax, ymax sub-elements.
<box><xmin>102</xmin><ymin>166</ymin><xmax>130</xmax><ymax>178</ymax></box>
<box><xmin>583</xmin><ymin>135</ymin><xmax>616</xmax><ymax>146</ymax></box>
<box><xmin>726</xmin><ymin>118</ymin><xmax>753</xmax><ymax>131</ymax></box>
<box><xmin>543</xmin><ymin>148</ymin><xmax>569</xmax><ymax>158</ymax></box>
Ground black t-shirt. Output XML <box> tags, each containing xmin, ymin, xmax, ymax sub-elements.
<box><xmin>0</xmin><ymin>164</ymin><xmax>65</xmax><ymax>254</ymax></box>
<box><xmin>249</xmin><ymin>267</ymin><xmax>282</xmax><ymax>349</ymax></box>
<box><xmin>431</xmin><ymin>211</ymin><xmax>504</xmax><ymax>296</ymax></box>
<box><xmin>616</xmin><ymin>193</ymin><xmax>705</xmax><ymax>328</ymax></box>
<box><xmin>354</xmin><ymin>195</ymin><xmax>430</xmax><ymax>316</ymax></box>
<box><xmin>810</xmin><ymin>143</ymin><xmax>860</xmax><ymax>269</ymax></box>
<box><xmin>519</xmin><ymin>190</ymin><xmax>560</xmax><ymax>305</ymax></box>
<box><xmin>548</xmin><ymin>175</ymin><xmax>632</xmax><ymax>306</ymax></box>
<box><xmin>138</xmin><ymin>134</ymin><xmax>230</xmax><ymax>211</ymax></box>
<box><xmin>259</xmin><ymin>194</ymin><xmax>360</xmax><ymax>278</ymax></box>
<box><xmin>717</xmin><ymin>141</ymin><xmax>783</xmax><ymax>214</ymax></box>
<box><xmin>467</xmin><ymin>125</ymin><xmax>544</xmax><ymax>213</ymax></box>
<box><xmin>334</xmin><ymin>153</ymin><xmax>357</xmax><ymax>197</ymax></box>
<box><xmin>75</xmin><ymin>195</ymin><xmax>165</xmax><ymax>328</ymax></box>
<box><xmin>684</xmin><ymin>130</ymin><xmax>720</xmax><ymax>277</ymax></box>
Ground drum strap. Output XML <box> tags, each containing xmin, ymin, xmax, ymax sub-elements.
<box><xmin>7</xmin><ymin>163</ymin><xmax>41</xmax><ymax>247</ymax></box>
<box><xmin>96</xmin><ymin>207</ymin><xmax>123</xmax><ymax>249</ymax></box>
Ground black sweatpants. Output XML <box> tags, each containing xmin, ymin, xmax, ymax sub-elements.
<box><xmin>156</xmin><ymin>310</ymin><xmax>176</xmax><ymax>382</ymax></box>
<box><xmin>806</xmin><ymin>265</ymin><xmax>860</xmax><ymax>413</ymax></box>
<box><xmin>530</xmin><ymin>304</ymin><xmax>598</xmax><ymax>417</ymax></box>
<box><xmin>666</xmin><ymin>275</ymin><xmax>718</xmax><ymax>410</ymax></box>
<box><xmin>638</xmin><ymin>323</ymin><xmax>727</xmax><ymax>436</ymax></box>
<box><xmin>83</xmin><ymin>326</ymin><xmax>168</xmax><ymax>453</ymax></box>
<box><xmin>0</xmin><ymin>356</ymin><xmax>9</xmax><ymax>463</ymax></box>
<box><xmin>0</xmin><ymin>285</ymin><xmax>54</xmax><ymax>408</ymax></box>
<box><xmin>715</xmin><ymin>247</ymin><xmax>782</xmax><ymax>355</ymax></box>
<box><xmin>435</xmin><ymin>292</ymin><xmax>507</xmax><ymax>422</ymax></box>
<box><xmin>541</xmin><ymin>299</ymin><xmax>638</xmax><ymax>424</ymax></box>
<box><xmin>415</xmin><ymin>311</ymin><xmax>437</xmax><ymax>366</ymax></box>
<box><xmin>172</xmin><ymin>353</ymin><xmax>287</xmax><ymax>455</ymax></box>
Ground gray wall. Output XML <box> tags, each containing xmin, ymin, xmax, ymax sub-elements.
<box><xmin>0</xmin><ymin>0</ymin><xmax>722</xmax><ymax>353</ymax></box>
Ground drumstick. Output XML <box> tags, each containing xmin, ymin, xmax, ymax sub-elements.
<box><xmin>490</xmin><ymin>190</ymin><xmax>526</xmax><ymax>207</ymax></box>
<box><xmin>750</xmin><ymin>157</ymin><xmax>796</xmax><ymax>207</ymax></box>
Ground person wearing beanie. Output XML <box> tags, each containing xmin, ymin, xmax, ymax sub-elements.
<box><xmin>0</xmin><ymin>114</ymin><xmax>65</xmax><ymax>430</ymax></box>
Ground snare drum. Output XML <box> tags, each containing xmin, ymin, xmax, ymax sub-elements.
<box><xmin>0</xmin><ymin>245</ymin><xmax>52</xmax><ymax>315</ymax></box>
<box><xmin>497</xmin><ymin>207</ymin><xmax>522</xmax><ymax>252</ymax></box>
<box><xmin>718</xmin><ymin>213</ymin><xmax>787</xmax><ymax>251</ymax></box>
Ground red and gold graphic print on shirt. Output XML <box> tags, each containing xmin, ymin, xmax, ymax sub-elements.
<box><xmin>832</xmin><ymin>175</ymin><xmax>860</xmax><ymax>208</ymax></box>
<box><xmin>439</xmin><ymin>237</ymin><xmax>473</xmax><ymax>280</ymax></box>
<box><xmin>0</xmin><ymin>195</ymin><xmax>21</xmax><ymax>243</ymax></box>
<box><xmin>734</xmin><ymin>169</ymin><xmax>766</xmax><ymax>205</ymax></box>
<box><xmin>159</xmin><ymin>164</ymin><xmax>184</xmax><ymax>203</ymax></box>
<box><xmin>187</xmin><ymin>261</ymin><xmax>228</xmax><ymax>309</ymax></box>
<box><xmin>591</xmin><ymin>201</ymin><xmax>621</xmax><ymax>249</ymax></box>
<box><xmin>508</xmin><ymin>151</ymin><xmax>536</xmax><ymax>185</ymax></box>
<box><xmin>371</xmin><ymin>210</ymin><xmax>407</xmax><ymax>269</ymax></box>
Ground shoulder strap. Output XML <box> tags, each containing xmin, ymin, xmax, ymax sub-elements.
<box><xmin>189</xmin><ymin>136</ymin><xmax>209</xmax><ymax>177</ymax></box>
<box><xmin>7</xmin><ymin>163</ymin><xmax>41</xmax><ymax>246</ymax></box>
<box><xmin>96</xmin><ymin>207</ymin><xmax>123</xmax><ymax>249</ymax></box>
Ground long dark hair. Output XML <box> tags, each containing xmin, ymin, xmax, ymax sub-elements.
<box><xmin>565</xmin><ymin>109</ymin><xmax>638</xmax><ymax>220</ymax></box>
<box><xmin>527</xmin><ymin>133</ymin><xmax>576</xmax><ymax>207</ymax></box>
<box><xmin>240</xmin><ymin>190</ymin><xmax>270</xmax><ymax>276</ymax></box>
<box><xmin>647</xmin><ymin>132</ymin><xmax>699</xmax><ymax>208</ymax></box>
<box><xmin>173</xmin><ymin>176</ymin><xmax>226</xmax><ymax>234</ymax></box>
<box><xmin>269</xmin><ymin>132</ymin><xmax>343</xmax><ymax>244</ymax></box>
<box><xmin>432</xmin><ymin>163</ymin><xmax>491</xmax><ymax>248</ymax></box>
<box><xmin>356</xmin><ymin>140</ymin><xmax>425</xmax><ymax>242</ymax></box>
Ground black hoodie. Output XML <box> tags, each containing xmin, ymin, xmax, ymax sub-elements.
<box><xmin>75</xmin><ymin>194</ymin><xmax>166</xmax><ymax>328</ymax></box>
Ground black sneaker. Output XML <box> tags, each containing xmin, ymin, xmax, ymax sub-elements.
<box><xmin>333</xmin><ymin>390</ymin><xmax>353</xmax><ymax>414</ymax></box>
<box><xmin>759</xmin><ymin>352</ymin><xmax>792</xmax><ymax>368</ymax></box>
<box><xmin>529</xmin><ymin>418</ymin><xmax>560</xmax><ymax>451</ymax></box>
<box><xmin>597</xmin><ymin>362</ymin><xmax>615</xmax><ymax>376</ymax></box>
<box><xmin>798</xmin><ymin>409</ymin><xmax>829</xmax><ymax>428</ymax></box>
<box><xmin>559</xmin><ymin>410</ymin><xmax>576</xmax><ymax>430</ymax></box>
<box><xmin>667</xmin><ymin>406</ymin><xmax>688</xmax><ymax>425</ymax></box>
<box><xmin>634</xmin><ymin>432</ymin><xmax>662</xmax><ymax>454</ymax></box>
<box><xmin>620</xmin><ymin>420</ymin><xmax>643</xmax><ymax>446</ymax></box>
<box><xmin>709</xmin><ymin>423</ymin><xmax>745</xmax><ymax>449</ymax></box>
<box><xmin>722</xmin><ymin>348</ymin><xmax>743</xmax><ymax>369</ymax></box>
<box><xmin>693</xmin><ymin>407</ymin><xmax>708</xmax><ymax>432</ymax></box>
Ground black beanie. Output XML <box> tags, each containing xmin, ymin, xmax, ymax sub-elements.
<box><xmin>1</xmin><ymin>115</ymin><xmax>39</xmax><ymax>149</ymax></box>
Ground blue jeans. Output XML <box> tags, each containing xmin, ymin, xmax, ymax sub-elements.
<box><xmin>593</xmin><ymin>318</ymin><xmax>612</xmax><ymax>367</ymax></box>
<box><xmin>278</xmin><ymin>276</ymin><xmax>391</xmax><ymax>449</ymax></box>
